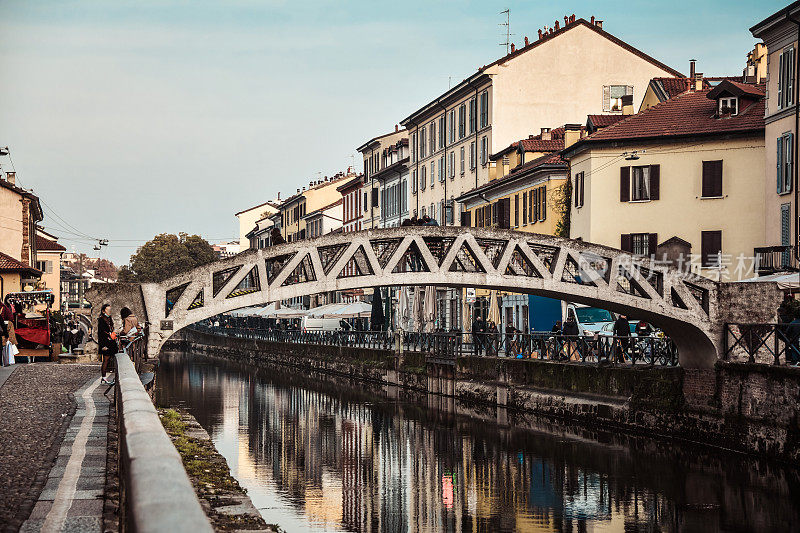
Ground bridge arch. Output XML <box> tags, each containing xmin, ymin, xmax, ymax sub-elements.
<box><xmin>142</xmin><ymin>227</ymin><xmax>721</xmax><ymax>367</ymax></box>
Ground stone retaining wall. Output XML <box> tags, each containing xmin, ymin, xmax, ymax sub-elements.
<box><xmin>167</xmin><ymin>328</ymin><xmax>800</xmax><ymax>465</ymax></box>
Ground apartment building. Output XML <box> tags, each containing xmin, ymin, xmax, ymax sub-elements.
<box><xmin>338</xmin><ymin>175</ymin><xmax>367</xmax><ymax>234</ymax></box>
<box><xmin>235</xmin><ymin>199</ymin><xmax>280</xmax><ymax>252</ymax></box>
<box><xmin>751</xmin><ymin>4</ymin><xmax>799</xmax><ymax>273</ymax></box>
<box><xmin>279</xmin><ymin>172</ymin><xmax>353</xmax><ymax>242</ymax></box>
<box><xmin>0</xmin><ymin>170</ymin><xmax>44</xmax><ymax>298</ymax></box>
<box><xmin>564</xmin><ymin>79</ymin><xmax>766</xmax><ymax>281</ymax></box>
<box><xmin>357</xmin><ymin>127</ymin><xmax>408</xmax><ymax>229</ymax></box>
<box><xmin>401</xmin><ymin>15</ymin><xmax>681</xmax><ymax>229</ymax></box>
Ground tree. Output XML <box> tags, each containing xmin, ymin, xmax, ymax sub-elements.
<box><xmin>553</xmin><ymin>180</ymin><xmax>572</xmax><ymax>238</ymax></box>
<box><xmin>121</xmin><ymin>233</ymin><xmax>218</xmax><ymax>283</ymax></box>
<box><xmin>86</xmin><ymin>258</ymin><xmax>118</xmax><ymax>280</ymax></box>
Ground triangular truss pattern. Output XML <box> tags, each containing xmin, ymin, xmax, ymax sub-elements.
<box><xmin>449</xmin><ymin>241</ymin><xmax>485</xmax><ymax>273</ymax></box>
<box><xmin>685</xmin><ymin>282</ymin><xmax>710</xmax><ymax>314</ymax></box>
<box><xmin>505</xmin><ymin>246</ymin><xmax>540</xmax><ymax>277</ymax></box>
<box><xmin>317</xmin><ymin>244</ymin><xmax>349</xmax><ymax>275</ymax></box>
<box><xmin>637</xmin><ymin>266</ymin><xmax>663</xmax><ymax>296</ymax></box>
<box><xmin>188</xmin><ymin>290</ymin><xmax>204</xmax><ymax>310</ymax></box>
<box><xmin>282</xmin><ymin>254</ymin><xmax>316</xmax><ymax>286</ymax></box>
<box><xmin>227</xmin><ymin>266</ymin><xmax>261</xmax><ymax>298</ymax></box>
<box><xmin>527</xmin><ymin>243</ymin><xmax>560</xmax><ymax>274</ymax></box>
<box><xmin>212</xmin><ymin>266</ymin><xmax>242</xmax><ymax>297</ymax></box>
<box><xmin>475</xmin><ymin>239</ymin><xmax>507</xmax><ymax>269</ymax></box>
<box><xmin>370</xmin><ymin>239</ymin><xmax>403</xmax><ymax>269</ymax></box>
<box><xmin>165</xmin><ymin>282</ymin><xmax>189</xmax><ymax>317</ymax></box>
<box><xmin>422</xmin><ymin>237</ymin><xmax>456</xmax><ymax>267</ymax></box>
<box><xmin>339</xmin><ymin>245</ymin><xmax>375</xmax><ymax>278</ymax></box>
<box><xmin>392</xmin><ymin>241</ymin><xmax>430</xmax><ymax>273</ymax></box>
<box><xmin>562</xmin><ymin>255</ymin><xmax>596</xmax><ymax>286</ymax></box>
<box><xmin>265</xmin><ymin>253</ymin><xmax>294</xmax><ymax>285</ymax></box>
<box><xmin>615</xmin><ymin>265</ymin><xmax>651</xmax><ymax>299</ymax></box>
<box><xmin>671</xmin><ymin>286</ymin><xmax>688</xmax><ymax>309</ymax></box>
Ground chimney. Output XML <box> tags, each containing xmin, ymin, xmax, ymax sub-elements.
<box><xmin>564</xmin><ymin>15</ymin><xmax>569</xmax><ymax>25</ymax></box>
<box><xmin>554</xmin><ymin>20</ymin><xmax>559</xmax><ymax>30</ymax></box>
<box><xmin>538</xmin><ymin>29</ymin><xmax>543</xmax><ymax>39</ymax></box>
<box><xmin>570</xmin><ymin>14</ymin><xmax>575</xmax><ymax>23</ymax></box>
<box><xmin>621</xmin><ymin>94</ymin><xmax>634</xmax><ymax>115</ymax></box>
<box><xmin>510</xmin><ymin>43</ymin><xmax>515</xmax><ymax>52</ymax></box>
<box><xmin>563</xmin><ymin>124</ymin><xmax>582</xmax><ymax>148</ymax></box>
<box><xmin>277</xmin><ymin>192</ymin><xmax>281</xmax><ymax>200</ymax></box>
<box><xmin>689</xmin><ymin>59</ymin><xmax>696</xmax><ymax>91</ymax></box>
<box><xmin>5</xmin><ymin>171</ymin><xmax>15</xmax><ymax>185</ymax></box>
<box><xmin>540</xmin><ymin>127</ymin><xmax>551</xmax><ymax>140</ymax></box>
<box><xmin>524</xmin><ymin>36</ymin><xmax>529</xmax><ymax>46</ymax></box>
<box><xmin>591</xmin><ymin>15</ymin><xmax>595</xmax><ymax>25</ymax></box>
<box><xmin>595</xmin><ymin>20</ymin><xmax>603</xmax><ymax>29</ymax></box>
<box><xmin>395</xmin><ymin>124</ymin><xmax>399</xmax><ymax>132</ymax></box>
<box><xmin>694</xmin><ymin>72</ymin><xmax>704</xmax><ymax>91</ymax></box>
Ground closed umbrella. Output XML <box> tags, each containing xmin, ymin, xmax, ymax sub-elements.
<box><xmin>371</xmin><ymin>288</ymin><xmax>385</xmax><ymax>331</ymax></box>
<box><xmin>413</xmin><ymin>286</ymin><xmax>424</xmax><ymax>332</ymax></box>
<box><xmin>399</xmin><ymin>287</ymin><xmax>410</xmax><ymax>330</ymax></box>
<box><xmin>424</xmin><ymin>286</ymin><xmax>437</xmax><ymax>332</ymax></box>
<box><xmin>488</xmin><ymin>290</ymin><xmax>500</xmax><ymax>325</ymax></box>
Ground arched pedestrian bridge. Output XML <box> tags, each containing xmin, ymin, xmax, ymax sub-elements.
<box><xmin>140</xmin><ymin>226</ymin><xmax>753</xmax><ymax>368</ymax></box>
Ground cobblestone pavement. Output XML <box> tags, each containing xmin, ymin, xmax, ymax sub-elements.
<box><xmin>0</xmin><ymin>364</ymin><xmax>99</xmax><ymax>532</ymax></box>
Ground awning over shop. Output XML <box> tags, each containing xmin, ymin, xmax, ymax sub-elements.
<box><xmin>737</xmin><ymin>272</ymin><xmax>800</xmax><ymax>290</ymax></box>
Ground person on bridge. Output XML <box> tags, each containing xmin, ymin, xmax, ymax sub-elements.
<box><xmin>471</xmin><ymin>315</ymin><xmax>485</xmax><ymax>356</ymax></box>
<box><xmin>120</xmin><ymin>307</ymin><xmax>140</xmax><ymax>338</ymax></box>
<box><xmin>98</xmin><ymin>304</ymin><xmax>118</xmax><ymax>384</ymax></box>
<box><xmin>613</xmin><ymin>314</ymin><xmax>631</xmax><ymax>363</ymax></box>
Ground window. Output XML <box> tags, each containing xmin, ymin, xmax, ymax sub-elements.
<box><xmin>412</xmin><ymin>169</ymin><xmax>418</xmax><ymax>194</ymax></box>
<box><xmin>431</xmin><ymin>160</ymin><xmax>436</xmax><ymax>188</ymax></box>
<box><xmin>701</xmin><ymin>160</ymin><xmax>723</xmax><ymax>197</ymax></box>
<box><xmin>438</xmin><ymin>156</ymin><xmax>445</xmax><ymax>182</ymax></box>
<box><xmin>701</xmin><ymin>230</ymin><xmax>722</xmax><ymax>267</ymax></box>
<box><xmin>514</xmin><ymin>194</ymin><xmax>519</xmax><ymax>226</ymax></box>
<box><xmin>778</xmin><ymin>46</ymin><xmax>795</xmax><ymax>110</ymax></box>
<box><xmin>470</xmin><ymin>141</ymin><xmax>476</xmax><ymax>169</ymax></box>
<box><xmin>401</xmin><ymin>179</ymin><xmax>407</xmax><ymax>213</ymax></box>
<box><xmin>429</xmin><ymin>122</ymin><xmax>436</xmax><ymax>154</ymax></box>
<box><xmin>430</xmin><ymin>203</ymin><xmax>435</xmax><ymax>221</ymax></box>
<box><xmin>448</xmin><ymin>109</ymin><xmax>455</xmax><ymax>144</ymax></box>
<box><xmin>532</xmin><ymin>189</ymin><xmax>539</xmax><ymax>223</ymax></box>
<box><xmin>778</xmin><ymin>133</ymin><xmax>794</xmax><ymax>194</ymax></box>
<box><xmin>574</xmin><ymin>172</ymin><xmax>585</xmax><ymax>208</ymax></box>
<box><xmin>528</xmin><ymin>190</ymin><xmax>533</xmax><ymax>222</ymax></box>
<box><xmin>421</xmin><ymin>166</ymin><xmax>427</xmax><ymax>190</ymax></box>
<box><xmin>448</xmin><ymin>152</ymin><xmax>455</xmax><ymax>178</ymax></box>
<box><xmin>469</xmin><ymin>97</ymin><xmax>477</xmax><ymax>133</ymax></box>
<box><xmin>718</xmin><ymin>97</ymin><xmax>737</xmax><ymax>115</ymax></box>
<box><xmin>621</xmin><ymin>165</ymin><xmax>660</xmax><ymax>202</ymax></box>
<box><xmin>460</xmin><ymin>146</ymin><xmax>465</xmax><ymax>174</ymax></box>
<box><xmin>420</xmin><ymin>128</ymin><xmax>427</xmax><ymax>159</ymax></box>
<box><xmin>620</xmin><ymin>233</ymin><xmax>657</xmax><ymax>256</ymax></box>
<box><xmin>364</xmin><ymin>192</ymin><xmax>368</xmax><ymax>212</ymax></box>
<box><xmin>479</xmin><ymin>90</ymin><xmax>488</xmax><ymax>128</ymax></box>
<box><xmin>480</xmin><ymin>136</ymin><xmax>488</xmax><ymax>165</ymax></box>
<box><xmin>538</xmin><ymin>186</ymin><xmax>547</xmax><ymax>221</ymax></box>
<box><xmin>603</xmin><ymin>85</ymin><xmax>633</xmax><ymax>112</ymax></box>
<box><xmin>411</xmin><ymin>132</ymin><xmax>418</xmax><ymax>163</ymax></box>
<box><xmin>458</xmin><ymin>104</ymin><xmax>466</xmax><ymax>138</ymax></box>
<box><xmin>522</xmin><ymin>193</ymin><xmax>527</xmax><ymax>225</ymax></box>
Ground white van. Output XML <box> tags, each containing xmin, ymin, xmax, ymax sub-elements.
<box><xmin>563</xmin><ymin>303</ymin><xmax>615</xmax><ymax>335</ymax></box>
<box><xmin>301</xmin><ymin>316</ymin><xmax>344</xmax><ymax>332</ymax></box>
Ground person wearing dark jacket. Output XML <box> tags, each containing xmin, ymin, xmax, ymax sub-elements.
<box><xmin>472</xmin><ymin>316</ymin><xmax>485</xmax><ymax>356</ymax></box>
<box><xmin>561</xmin><ymin>315</ymin><xmax>579</xmax><ymax>360</ymax></box>
<box><xmin>98</xmin><ymin>304</ymin><xmax>118</xmax><ymax>384</ymax></box>
<box><xmin>612</xmin><ymin>314</ymin><xmax>630</xmax><ymax>363</ymax></box>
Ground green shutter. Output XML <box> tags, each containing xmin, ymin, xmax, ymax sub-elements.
<box><xmin>778</xmin><ymin>136</ymin><xmax>784</xmax><ymax>194</ymax></box>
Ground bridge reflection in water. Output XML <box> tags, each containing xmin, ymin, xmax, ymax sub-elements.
<box><xmin>155</xmin><ymin>351</ymin><xmax>800</xmax><ymax>533</ymax></box>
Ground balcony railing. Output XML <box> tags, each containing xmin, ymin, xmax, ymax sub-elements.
<box><xmin>754</xmin><ymin>245</ymin><xmax>798</xmax><ymax>274</ymax></box>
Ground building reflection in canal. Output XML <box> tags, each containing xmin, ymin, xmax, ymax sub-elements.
<box><xmin>155</xmin><ymin>352</ymin><xmax>800</xmax><ymax>532</ymax></box>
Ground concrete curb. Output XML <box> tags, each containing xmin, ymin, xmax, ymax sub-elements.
<box><xmin>114</xmin><ymin>353</ymin><xmax>212</xmax><ymax>533</ymax></box>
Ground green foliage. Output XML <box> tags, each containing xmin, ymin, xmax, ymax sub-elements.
<box><xmin>553</xmin><ymin>180</ymin><xmax>572</xmax><ymax>238</ymax></box>
<box><xmin>123</xmin><ymin>233</ymin><xmax>218</xmax><ymax>283</ymax></box>
<box><xmin>780</xmin><ymin>298</ymin><xmax>800</xmax><ymax>320</ymax></box>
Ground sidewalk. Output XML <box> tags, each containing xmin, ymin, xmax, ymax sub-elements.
<box><xmin>0</xmin><ymin>363</ymin><xmax>105</xmax><ymax>532</ymax></box>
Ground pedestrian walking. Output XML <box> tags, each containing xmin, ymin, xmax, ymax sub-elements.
<box><xmin>472</xmin><ymin>315</ymin><xmax>485</xmax><ymax>356</ymax></box>
<box><xmin>98</xmin><ymin>304</ymin><xmax>118</xmax><ymax>384</ymax></box>
<box><xmin>562</xmin><ymin>314</ymin><xmax>580</xmax><ymax>360</ymax></box>
<box><xmin>612</xmin><ymin>314</ymin><xmax>630</xmax><ymax>363</ymax></box>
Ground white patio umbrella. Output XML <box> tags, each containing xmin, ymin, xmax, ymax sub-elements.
<box><xmin>413</xmin><ymin>286</ymin><xmax>424</xmax><ymax>332</ymax></box>
<box><xmin>424</xmin><ymin>286</ymin><xmax>437</xmax><ymax>332</ymax></box>
<box><xmin>488</xmin><ymin>290</ymin><xmax>500</xmax><ymax>326</ymax></box>
<box><xmin>398</xmin><ymin>287</ymin><xmax>410</xmax><ymax>330</ymax></box>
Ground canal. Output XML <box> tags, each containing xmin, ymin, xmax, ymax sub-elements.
<box><xmin>155</xmin><ymin>350</ymin><xmax>800</xmax><ymax>532</ymax></box>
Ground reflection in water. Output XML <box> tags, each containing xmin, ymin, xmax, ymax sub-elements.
<box><xmin>155</xmin><ymin>351</ymin><xmax>800</xmax><ymax>532</ymax></box>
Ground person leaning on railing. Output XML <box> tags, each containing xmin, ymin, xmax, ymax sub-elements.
<box><xmin>98</xmin><ymin>304</ymin><xmax>118</xmax><ymax>385</ymax></box>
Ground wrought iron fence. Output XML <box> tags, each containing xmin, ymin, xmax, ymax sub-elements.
<box><xmin>723</xmin><ymin>323</ymin><xmax>800</xmax><ymax>365</ymax></box>
<box><xmin>192</xmin><ymin>322</ymin><xmax>678</xmax><ymax>366</ymax></box>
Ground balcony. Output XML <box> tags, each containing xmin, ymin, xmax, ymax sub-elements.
<box><xmin>754</xmin><ymin>245</ymin><xmax>798</xmax><ymax>275</ymax></box>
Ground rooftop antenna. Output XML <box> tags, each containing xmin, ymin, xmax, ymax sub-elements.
<box><xmin>499</xmin><ymin>9</ymin><xmax>511</xmax><ymax>54</ymax></box>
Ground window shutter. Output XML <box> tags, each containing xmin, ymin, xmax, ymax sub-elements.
<box><xmin>649</xmin><ymin>165</ymin><xmax>660</xmax><ymax>200</ymax></box>
<box><xmin>626</xmin><ymin>85</ymin><xmax>634</xmax><ymax>96</ymax></box>
<box><xmin>621</xmin><ymin>233</ymin><xmax>632</xmax><ymax>252</ymax></box>
<box><xmin>788</xmin><ymin>48</ymin><xmax>795</xmax><ymax>107</ymax></box>
<box><xmin>788</xmin><ymin>133</ymin><xmax>794</xmax><ymax>193</ymax></box>
<box><xmin>713</xmin><ymin>161</ymin><xmax>723</xmax><ymax>197</ymax></box>
<box><xmin>778</xmin><ymin>136</ymin><xmax>784</xmax><ymax>193</ymax></box>
<box><xmin>541</xmin><ymin>188</ymin><xmax>547</xmax><ymax>220</ymax></box>
<box><xmin>579</xmin><ymin>173</ymin><xmax>585</xmax><ymax>207</ymax></box>
<box><xmin>532</xmin><ymin>189</ymin><xmax>538</xmax><ymax>222</ymax></box>
<box><xmin>574</xmin><ymin>176</ymin><xmax>579</xmax><ymax>207</ymax></box>
<box><xmin>779</xmin><ymin>52</ymin><xmax>785</xmax><ymax>108</ymax></box>
<box><xmin>648</xmin><ymin>233</ymin><xmax>658</xmax><ymax>256</ymax></box>
<box><xmin>603</xmin><ymin>85</ymin><xmax>611</xmax><ymax>111</ymax></box>
<box><xmin>461</xmin><ymin>211</ymin><xmax>472</xmax><ymax>227</ymax></box>
<box><xmin>372</xmin><ymin>187</ymin><xmax>379</xmax><ymax>207</ymax></box>
<box><xmin>620</xmin><ymin>167</ymin><xmax>630</xmax><ymax>202</ymax></box>
<box><xmin>701</xmin><ymin>230</ymin><xmax>722</xmax><ymax>267</ymax></box>
<box><xmin>498</xmin><ymin>198</ymin><xmax>511</xmax><ymax>229</ymax></box>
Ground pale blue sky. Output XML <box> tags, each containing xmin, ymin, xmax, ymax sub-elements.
<box><xmin>0</xmin><ymin>0</ymin><xmax>787</xmax><ymax>264</ymax></box>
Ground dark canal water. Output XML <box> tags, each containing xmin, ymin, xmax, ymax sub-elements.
<box><xmin>155</xmin><ymin>351</ymin><xmax>800</xmax><ymax>532</ymax></box>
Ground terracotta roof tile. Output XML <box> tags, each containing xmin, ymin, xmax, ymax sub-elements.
<box><xmin>458</xmin><ymin>151</ymin><xmax>567</xmax><ymax>200</ymax></box>
<box><xmin>0</xmin><ymin>251</ymin><xmax>41</xmax><ymax>274</ymax></box>
<box><xmin>586</xmin><ymin>114</ymin><xmax>626</xmax><ymax>128</ymax></box>
<box><xmin>519</xmin><ymin>138</ymin><xmax>565</xmax><ymax>151</ymax></box>
<box><xmin>571</xmin><ymin>88</ymin><xmax>764</xmax><ymax>146</ymax></box>
<box><xmin>36</xmin><ymin>234</ymin><xmax>66</xmax><ymax>252</ymax></box>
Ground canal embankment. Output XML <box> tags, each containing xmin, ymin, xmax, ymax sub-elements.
<box><xmin>167</xmin><ymin>327</ymin><xmax>800</xmax><ymax>466</ymax></box>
